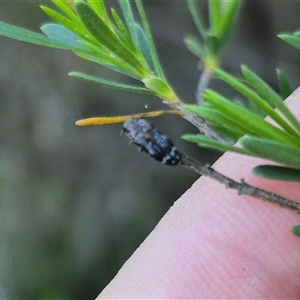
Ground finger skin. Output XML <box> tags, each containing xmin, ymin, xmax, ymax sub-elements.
<box><xmin>98</xmin><ymin>88</ymin><xmax>300</xmax><ymax>299</ymax></box>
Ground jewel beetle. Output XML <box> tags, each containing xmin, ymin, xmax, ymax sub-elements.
<box><xmin>122</xmin><ymin>118</ymin><xmax>182</xmax><ymax>166</ymax></box>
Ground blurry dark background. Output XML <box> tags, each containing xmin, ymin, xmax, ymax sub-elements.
<box><xmin>0</xmin><ymin>1</ymin><xmax>300</xmax><ymax>299</ymax></box>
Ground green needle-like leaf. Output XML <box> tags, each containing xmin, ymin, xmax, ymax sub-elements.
<box><xmin>185</xmin><ymin>0</ymin><xmax>206</xmax><ymax>38</ymax></box>
<box><xmin>241</xmin><ymin>65</ymin><xmax>300</xmax><ymax>135</ymax></box>
<box><xmin>203</xmin><ymin>90</ymin><xmax>300</xmax><ymax>147</ymax></box>
<box><xmin>278</xmin><ymin>34</ymin><xmax>300</xmax><ymax>51</ymax></box>
<box><xmin>52</xmin><ymin>0</ymin><xmax>81</xmax><ymax>24</ymax></box>
<box><xmin>218</xmin><ymin>0</ymin><xmax>242</xmax><ymax>45</ymax></box>
<box><xmin>293</xmin><ymin>30</ymin><xmax>300</xmax><ymax>38</ymax></box>
<box><xmin>213</xmin><ymin>67</ymin><xmax>299</xmax><ymax>137</ymax></box>
<box><xmin>208</xmin><ymin>0</ymin><xmax>221</xmax><ymax>35</ymax></box>
<box><xmin>253</xmin><ymin>165</ymin><xmax>300</xmax><ymax>182</ymax></box>
<box><xmin>0</xmin><ymin>20</ymin><xmax>83</xmax><ymax>50</ymax></box>
<box><xmin>185</xmin><ymin>104</ymin><xmax>246</xmax><ymax>137</ymax></box>
<box><xmin>135</xmin><ymin>24</ymin><xmax>156</xmax><ymax>74</ymax></box>
<box><xmin>291</xmin><ymin>226</ymin><xmax>300</xmax><ymax>238</ymax></box>
<box><xmin>75</xmin><ymin>0</ymin><xmax>150</xmax><ymax>78</ymax></box>
<box><xmin>240</xmin><ymin>135</ymin><xmax>300</xmax><ymax>168</ymax></box>
<box><xmin>277</xmin><ymin>69</ymin><xmax>293</xmax><ymax>99</ymax></box>
<box><xmin>69</xmin><ymin>71</ymin><xmax>155</xmax><ymax>94</ymax></box>
<box><xmin>135</xmin><ymin>0</ymin><xmax>165</xmax><ymax>79</ymax></box>
<box><xmin>87</xmin><ymin>0</ymin><xmax>109</xmax><ymax>24</ymax></box>
<box><xmin>40</xmin><ymin>24</ymin><xmax>87</xmax><ymax>50</ymax></box>
<box><xmin>111</xmin><ymin>8</ymin><xmax>136</xmax><ymax>53</ymax></box>
<box><xmin>118</xmin><ymin>0</ymin><xmax>138</xmax><ymax>45</ymax></box>
<box><xmin>41</xmin><ymin>5</ymin><xmax>99</xmax><ymax>45</ymax></box>
<box><xmin>184</xmin><ymin>36</ymin><xmax>205</xmax><ymax>60</ymax></box>
<box><xmin>76</xmin><ymin>40</ymin><xmax>141</xmax><ymax>78</ymax></box>
<box><xmin>182</xmin><ymin>134</ymin><xmax>249</xmax><ymax>154</ymax></box>
<box><xmin>74</xmin><ymin>51</ymin><xmax>140</xmax><ymax>79</ymax></box>
<box><xmin>205</xmin><ymin>33</ymin><xmax>220</xmax><ymax>57</ymax></box>
<box><xmin>143</xmin><ymin>76</ymin><xmax>177</xmax><ymax>101</ymax></box>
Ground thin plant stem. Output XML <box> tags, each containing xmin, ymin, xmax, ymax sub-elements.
<box><xmin>196</xmin><ymin>67</ymin><xmax>213</xmax><ymax>105</ymax></box>
<box><xmin>180</xmin><ymin>154</ymin><xmax>300</xmax><ymax>213</ymax></box>
<box><xmin>167</xmin><ymin>100</ymin><xmax>234</xmax><ymax>144</ymax></box>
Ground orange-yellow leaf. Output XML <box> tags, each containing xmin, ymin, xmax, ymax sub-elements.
<box><xmin>75</xmin><ymin>110</ymin><xmax>183</xmax><ymax>126</ymax></box>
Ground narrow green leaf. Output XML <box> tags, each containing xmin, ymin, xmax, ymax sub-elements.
<box><xmin>87</xmin><ymin>0</ymin><xmax>109</xmax><ymax>24</ymax></box>
<box><xmin>209</xmin><ymin>123</ymin><xmax>241</xmax><ymax>141</ymax></box>
<box><xmin>135</xmin><ymin>0</ymin><xmax>165</xmax><ymax>79</ymax></box>
<box><xmin>278</xmin><ymin>34</ymin><xmax>300</xmax><ymax>50</ymax></box>
<box><xmin>40</xmin><ymin>23</ymin><xmax>87</xmax><ymax>50</ymax></box>
<box><xmin>241</xmin><ymin>65</ymin><xmax>300</xmax><ymax>135</ymax></box>
<box><xmin>241</xmin><ymin>64</ymin><xmax>285</xmax><ymax>106</ymax></box>
<box><xmin>69</xmin><ymin>71</ymin><xmax>154</xmax><ymax>94</ymax></box>
<box><xmin>293</xmin><ymin>30</ymin><xmax>300</xmax><ymax>38</ymax></box>
<box><xmin>118</xmin><ymin>0</ymin><xmax>137</xmax><ymax>45</ymax></box>
<box><xmin>253</xmin><ymin>165</ymin><xmax>300</xmax><ymax>182</ymax></box>
<box><xmin>111</xmin><ymin>8</ymin><xmax>136</xmax><ymax>52</ymax></box>
<box><xmin>74</xmin><ymin>51</ymin><xmax>140</xmax><ymax>79</ymax></box>
<box><xmin>205</xmin><ymin>33</ymin><xmax>220</xmax><ymax>57</ymax></box>
<box><xmin>185</xmin><ymin>0</ymin><xmax>206</xmax><ymax>38</ymax></box>
<box><xmin>52</xmin><ymin>0</ymin><xmax>80</xmax><ymax>23</ymax></box>
<box><xmin>218</xmin><ymin>0</ymin><xmax>242</xmax><ymax>45</ymax></box>
<box><xmin>135</xmin><ymin>24</ymin><xmax>156</xmax><ymax>74</ymax></box>
<box><xmin>75</xmin><ymin>0</ymin><xmax>150</xmax><ymax>78</ymax></box>
<box><xmin>184</xmin><ymin>36</ymin><xmax>205</xmax><ymax>60</ymax></box>
<box><xmin>240</xmin><ymin>135</ymin><xmax>300</xmax><ymax>168</ymax></box>
<box><xmin>203</xmin><ymin>89</ymin><xmax>300</xmax><ymax>147</ymax></box>
<box><xmin>291</xmin><ymin>226</ymin><xmax>300</xmax><ymax>238</ymax></box>
<box><xmin>182</xmin><ymin>134</ymin><xmax>249</xmax><ymax>155</ymax></box>
<box><xmin>0</xmin><ymin>20</ymin><xmax>82</xmax><ymax>50</ymax></box>
<box><xmin>185</xmin><ymin>104</ymin><xmax>246</xmax><ymax>136</ymax></box>
<box><xmin>143</xmin><ymin>76</ymin><xmax>177</xmax><ymax>101</ymax></box>
<box><xmin>214</xmin><ymin>67</ymin><xmax>299</xmax><ymax>137</ymax></box>
<box><xmin>41</xmin><ymin>5</ymin><xmax>100</xmax><ymax>46</ymax></box>
<box><xmin>208</xmin><ymin>0</ymin><xmax>222</xmax><ymax>35</ymax></box>
<box><xmin>276</xmin><ymin>69</ymin><xmax>293</xmax><ymax>99</ymax></box>
<box><xmin>76</xmin><ymin>40</ymin><xmax>141</xmax><ymax>78</ymax></box>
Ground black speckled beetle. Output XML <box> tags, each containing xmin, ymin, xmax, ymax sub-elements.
<box><xmin>122</xmin><ymin>118</ymin><xmax>182</xmax><ymax>166</ymax></box>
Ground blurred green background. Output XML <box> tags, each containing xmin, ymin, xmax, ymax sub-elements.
<box><xmin>0</xmin><ymin>1</ymin><xmax>300</xmax><ymax>299</ymax></box>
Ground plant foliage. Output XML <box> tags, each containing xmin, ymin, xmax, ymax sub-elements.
<box><xmin>0</xmin><ymin>0</ymin><xmax>300</xmax><ymax>183</ymax></box>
